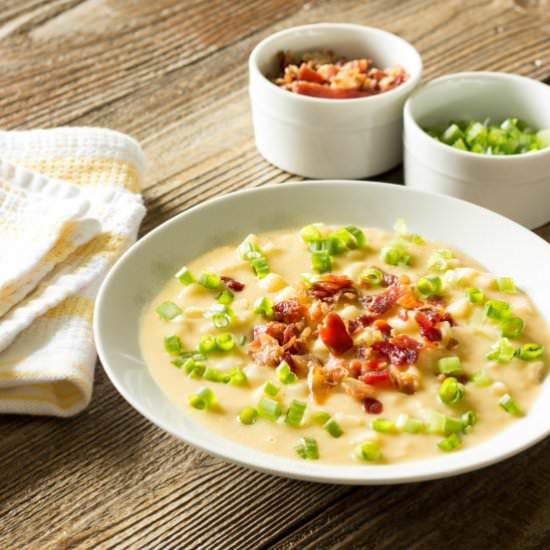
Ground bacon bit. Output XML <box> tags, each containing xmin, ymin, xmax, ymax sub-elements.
<box><xmin>319</xmin><ymin>312</ymin><xmax>354</xmax><ymax>355</ymax></box>
<box><xmin>399</xmin><ymin>274</ymin><xmax>411</xmax><ymax>284</ymax></box>
<box><xmin>297</xmin><ymin>64</ymin><xmax>325</xmax><ymax>83</ymax></box>
<box><xmin>363</xmin><ymin>397</ymin><xmax>383</xmax><ymax>414</ymax></box>
<box><xmin>373</xmin><ymin>319</ymin><xmax>392</xmax><ymax>339</ymax></box>
<box><xmin>398</xmin><ymin>308</ymin><xmax>409</xmax><ymax>321</ymax></box>
<box><xmin>427</xmin><ymin>294</ymin><xmax>446</xmax><ymax>306</ymax></box>
<box><xmin>357</xmin><ymin>312</ymin><xmax>379</xmax><ymax>327</ymax></box>
<box><xmin>309</xmin><ymin>301</ymin><xmax>325</xmax><ymax>322</ymax></box>
<box><xmin>342</xmin><ymin>377</ymin><xmax>376</xmax><ymax>400</ymax></box>
<box><xmin>359</xmin><ymin>369</ymin><xmax>390</xmax><ymax>386</ymax></box>
<box><xmin>397</xmin><ymin>285</ymin><xmax>423</xmax><ymax>309</ymax></box>
<box><xmin>372</xmin><ymin>334</ymin><xmax>421</xmax><ymax>366</ymax></box>
<box><xmin>292</xmin><ymin>81</ymin><xmax>374</xmax><ymax>98</ymax></box>
<box><xmin>441</xmin><ymin>311</ymin><xmax>457</xmax><ymax>327</ymax></box>
<box><xmin>349</xmin><ymin>359</ymin><xmax>363</xmax><ymax>377</ymax></box>
<box><xmin>415</xmin><ymin>310</ymin><xmax>442</xmax><ymax>342</ymax></box>
<box><xmin>248</xmin><ymin>333</ymin><xmax>283</xmax><ymax>368</ymax></box>
<box><xmin>446</xmin><ymin>337</ymin><xmax>459</xmax><ymax>350</ymax></box>
<box><xmin>347</xmin><ymin>318</ymin><xmax>362</xmax><ymax>334</ymax></box>
<box><xmin>220</xmin><ymin>276</ymin><xmax>245</xmax><ymax>291</ymax></box>
<box><xmin>382</xmin><ymin>272</ymin><xmax>399</xmax><ymax>287</ymax></box>
<box><xmin>273</xmin><ymin>299</ymin><xmax>305</xmax><ymax>323</ymax></box>
<box><xmin>309</xmin><ymin>274</ymin><xmax>355</xmax><ymax>302</ymax></box>
<box><xmin>389</xmin><ymin>365</ymin><xmax>419</xmax><ymax>394</ymax></box>
<box><xmin>308</xmin><ymin>362</ymin><xmax>332</xmax><ymax>404</ymax></box>
<box><xmin>368</xmin><ymin>284</ymin><xmax>402</xmax><ymax>315</ymax></box>
<box><xmin>265</xmin><ymin>322</ymin><xmax>286</xmax><ymax>344</ymax></box>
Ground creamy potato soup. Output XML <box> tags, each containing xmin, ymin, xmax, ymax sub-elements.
<box><xmin>140</xmin><ymin>222</ymin><xmax>549</xmax><ymax>464</ymax></box>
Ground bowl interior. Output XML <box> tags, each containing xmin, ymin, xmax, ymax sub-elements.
<box><xmin>253</xmin><ymin>23</ymin><xmax>422</xmax><ymax>82</ymax></box>
<box><xmin>95</xmin><ymin>181</ymin><xmax>550</xmax><ymax>484</ymax></box>
<box><xmin>408</xmin><ymin>73</ymin><xmax>550</xmax><ymax>129</ymax></box>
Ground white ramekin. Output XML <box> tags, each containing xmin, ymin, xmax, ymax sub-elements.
<box><xmin>249</xmin><ymin>23</ymin><xmax>422</xmax><ymax>179</ymax></box>
<box><xmin>404</xmin><ymin>72</ymin><xmax>550</xmax><ymax>229</ymax></box>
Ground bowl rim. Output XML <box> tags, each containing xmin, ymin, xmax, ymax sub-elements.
<box><xmin>249</xmin><ymin>22</ymin><xmax>423</xmax><ymax>106</ymax></box>
<box><xmin>404</xmin><ymin>71</ymin><xmax>550</xmax><ymax>162</ymax></box>
<box><xmin>94</xmin><ymin>180</ymin><xmax>550</xmax><ymax>485</ymax></box>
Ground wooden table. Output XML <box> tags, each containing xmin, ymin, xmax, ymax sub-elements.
<box><xmin>2</xmin><ymin>1</ymin><xmax>550</xmax><ymax>548</ymax></box>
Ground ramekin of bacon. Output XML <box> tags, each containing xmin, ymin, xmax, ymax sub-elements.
<box><xmin>249</xmin><ymin>23</ymin><xmax>422</xmax><ymax>179</ymax></box>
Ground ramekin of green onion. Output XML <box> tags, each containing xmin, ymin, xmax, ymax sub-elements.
<box><xmin>404</xmin><ymin>72</ymin><xmax>550</xmax><ymax>229</ymax></box>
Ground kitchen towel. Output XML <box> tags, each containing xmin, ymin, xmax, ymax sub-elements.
<box><xmin>0</xmin><ymin>128</ymin><xmax>146</xmax><ymax>416</ymax></box>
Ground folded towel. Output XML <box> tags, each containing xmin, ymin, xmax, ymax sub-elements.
<box><xmin>0</xmin><ymin>128</ymin><xmax>146</xmax><ymax>416</ymax></box>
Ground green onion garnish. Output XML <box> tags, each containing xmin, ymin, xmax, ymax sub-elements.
<box><xmin>257</xmin><ymin>396</ymin><xmax>282</xmax><ymax>421</ymax></box>
<box><xmin>437</xmin><ymin>432</ymin><xmax>462</xmax><ymax>452</ymax></box>
<box><xmin>301</xmin><ymin>224</ymin><xmax>322</xmax><ymax>242</ymax></box>
<box><xmin>499</xmin><ymin>393</ymin><xmax>523</xmax><ymax>416</ymax></box>
<box><xmin>371</xmin><ymin>418</ymin><xmax>397</xmax><ymax>434</ymax></box>
<box><xmin>438</xmin><ymin>377</ymin><xmax>465</xmax><ymax>406</ymax></box>
<box><xmin>393</xmin><ymin>218</ymin><xmax>424</xmax><ymax>244</ymax></box>
<box><xmin>156</xmin><ymin>301</ymin><xmax>182</xmax><ymax>321</ymax></box>
<box><xmin>188</xmin><ymin>387</ymin><xmax>216</xmax><ymax>410</ymax></box>
<box><xmin>253</xmin><ymin>296</ymin><xmax>273</xmax><ymax>318</ymax></box>
<box><xmin>295</xmin><ymin>437</ymin><xmax>320</xmax><ymax>460</ymax></box>
<box><xmin>437</xmin><ymin>356</ymin><xmax>463</xmax><ymax>376</ymax></box>
<box><xmin>311</xmin><ymin>410</ymin><xmax>331</xmax><ymax>424</ymax></box>
<box><xmin>276</xmin><ymin>361</ymin><xmax>297</xmax><ymax>384</ymax></box>
<box><xmin>250</xmin><ymin>256</ymin><xmax>270</xmax><ymax>278</ymax></box>
<box><xmin>424</xmin><ymin>411</ymin><xmax>464</xmax><ymax>435</ymax></box>
<box><xmin>285</xmin><ymin>399</ymin><xmax>307</xmax><ymax>426</ymax></box>
<box><xmin>361</xmin><ymin>267</ymin><xmax>384</xmax><ymax>287</ymax></box>
<box><xmin>198</xmin><ymin>334</ymin><xmax>217</xmax><ymax>354</ymax></box>
<box><xmin>472</xmin><ymin>368</ymin><xmax>492</xmax><ymax>387</ymax></box>
<box><xmin>500</xmin><ymin>316</ymin><xmax>524</xmax><ymax>338</ymax></box>
<box><xmin>461</xmin><ymin>410</ymin><xmax>477</xmax><ymax>432</ymax></box>
<box><xmin>381</xmin><ymin>242</ymin><xmax>411</xmax><ymax>266</ymax></box>
<box><xmin>215</xmin><ymin>332</ymin><xmax>235</xmax><ymax>352</ymax></box>
<box><xmin>427</xmin><ymin>249</ymin><xmax>455</xmax><ymax>272</ymax></box>
<box><xmin>205</xmin><ymin>303</ymin><xmax>234</xmax><ymax>328</ymax></box>
<box><xmin>496</xmin><ymin>277</ymin><xmax>516</xmax><ymax>293</ymax></box>
<box><xmin>183</xmin><ymin>358</ymin><xmax>206</xmax><ymax>379</ymax></box>
<box><xmin>226</xmin><ymin>367</ymin><xmax>247</xmax><ymax>386</ymax></box>
<box><xmin>486</xmin><ymin>337</ymin><xmax>516</xmax><ymax>363</ymax></box>
<box><xmin>345</xmin><ymin>225</ymin><xmax>367</xmax><ymax>248</ymax></box>
<box><xmin>516</xmin><ymin>342</ymin><xmax>544</xmax><ymax>361</ymax></box>
<box><xmin>238</xmin><ymin>406</ymin><xmax>258</xmax><ymax>425</ymax></box>
<box><xmin>263</xmin><ymin>380</ymin><xmax>279</xmax><ymax>397</ymax></box>
<box><xmin>354</xmin><ymin>441</ymin><xmax>382</xmax><ymax>462</ymax></box>
<box><xmin>175</xmin><ymin>266</ymin><xmax>194</xmax><ymax>285</ymax></box>
<box><xmin>217</xmin><ymin>287</ymin><xmax>234</xmax><ymax>305</ymax></box>
<box><xmin>485</xmin><ymin>299</ymin><xmax>510</xmax><ymax>320</ymax></box>
<box><xmin>204</xmin><ymin>366</ymin><xmax>227</xmax><ymax>383</ymax></box>
<box><xmin>396</xmin><ymin>414</ymin><xmax>425</xmax><ymax>433</ymax></box>
<box><xmin>323</xmin><ymin>417</ymin><xmax>344</xmax><ymax>438</ymax></box>
<box><xmin>311</xmin><ymin>249</ymin><xmax>332</xmax><ymax>273</ymax></box>
<box><xmin>465</xmin><ymin>287</ymin><xmax>485</xmax><ymax>304</ymax></box>
<box><xmin>238</xmin><ymin>235</ymin><xmax>271</xmax><ymax>279</ymax></box>
<box><xmin>238</xmin><ymin>335</ymin><xmax>247</xmax><ymax>346</ymax></box>
<box><xmin>164</xmin><ymin>335</ymin><xmax>183</xmax><ymax>355</ymax></box>
<box><xmin>300</xmin><ymin>272</ymin><xmax>321</xmax><ymax>287</ymax></box>
<box><xmin>199</xmin><ymin>271</ymin><xmax>222</xmax><ymax>290</ymax></box>
<box><xmin>416</xmin><ymin>275</ymin><xmax>442</xmax><ymax>296</ymax></box>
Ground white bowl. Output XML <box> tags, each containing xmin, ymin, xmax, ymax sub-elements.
<box><xmin>404</xmin><ymin>72</ymin><xmax>550</xmax><ymax>229</ymax></box>
<box><xmin>249</xmin><ymin>23</ymin><xmax>422</xmax><ymax>179</ymax></box>
<box><xmin>95</xmin><ymin>181</ymin><xmax>550</xmax><ymax>485</ymax></box>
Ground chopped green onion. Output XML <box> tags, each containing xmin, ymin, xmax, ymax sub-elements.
<box><xmin>311</xmin><ymin>249</ymin><xmax>332</xmax><ymax>273</ymax></box>
<box><xmin>238</xmin><ymin>406</ymin><xmax>258</xmax><ymax>425</ymax></box>
<box><xmin>183</xmin><ymin>358</ymin><xmax>206</xmax><ymax>379</ymax></box>
<box><xmin>500</xmin><ymin>316</ymin><xmax>524</xmax><ymax>338</ymax></box>
<box><xmin>295</xmin><ymin>436</ymin><xmax>320</xmax><ymax>460</ymax></box>
<box><xmin>263</xmin><ymin>380</ymin><xmax>279</xmax><ymax>397</ymax></box>
<box><xmin>323</xmin><ymin>417</ymin><xmax>344</xmax><ymax>438</ymax></box>
<box><xmin>257</xmin><ymin>396</ymin><xmax>282</xmax><ymax>421</ymax></box>
<box><xmin>371</xmin><ymin>418</ymin><xmax>397</xmax><ymax>433</ymax></box>
<box><xmin>238</xmin><ymin>235</ymin><xmax>271</xmax><ymax>279</ymax></box>
<box><xmin>438</xmin><ymin>377</ymin><xmax>465</xmax><ymax>406</ymax></box>
<box><xmin>164</xmin><ymin>335</ymin><xmax>183</xmax><ymax>355</ymax></box>
<box><xmin>499</xmin><ymin>393</ymin><xmax>523</xmax><ymax>416</ymax></box>
<box><xmin>198</xmin><ymin>334</ymin><xmax>217</xmax><ymax>354</ymax></box>
<box><xmin>361</xmin><ymin>267</ymin><xmax>384</xmax><ymax>287</ymax></box>
<box><xmin>188</xmin><ymin>387</ymin><xmax>216</xmax><ymax>410</ymax></box>
<box><xmin>345</xmin><ymin>225</ymin><xmax>367</xmax><ymax>248</ymax></box>
<box><xmin>171</xmin><ymin>358</ymin><xmax>183</xmax><ymax>368</ymax></box>
<box><xmin>311</xmin><ymin>410</ymin><xmax>331</xmax><ymax>424</ymax></box>
<box><xmin>215</xmin><ymin>332</ymin><xmax>235</xmax><ymax>352</ymax></box>
<box><xmin>486</xmin><ymin>337</ymin><xmax>516</xmax><ymax>363</ymax></box>
<box><xmin>205</xmin><ymin>303</ymin><xmax>234</xmax><ymax>328</ymax></box>
<box><xmin>437</xmin><ymin>356</ymin><xmax>463</xmax><ymax>376</ymax></box>
<box><xmin>285</xmin><ymin>399</ymin><xmax>307</xmax><ymax>426</ymax></box>
<box><xmin>226</xmin><ymin>367</ymin><xmax>247</xmax><ymax>386</ymax></box>
<box><xmin>427</xmin><ymin>249</ymin><xmax>455</xmax><ymax>272</ymax></box>
<box><xmin>175</xmin><ymin>266</ymin><xmax>194</xmax><ymax>285</ymax></box>
<box><xmin>496</xmin><ymin>277</ymin><xmax>516</xmax><ymax>293</ymax></box>
<box><xmin>396</xmin><ymin>414</ymin><xmax>425</xmax><ymax>434</ymax></box>
<box><xmin>250</xmin><ymin>256</ymin><xmax>270</xmax><ymax>278</ymax></box>
<box><xmin>424</xmin><ymin>411</ymin><xmax>464</xmax><ymax>435</ymax></box>
<box><xmin>253</xmin><ymin>296</ymin><xmax>273</xmax><ymax>318</ymax></box>
<box><xmin>199</xmin><ymin>271</ymin><xmax>221</xmax><ymax>290</ymax></box>
<box><xmin>393</xmin><ymin>218</ymin><xmax>424</xmax><ymax>244</ymax></box>
<box><xmin>156</xmin><ymin>301</ymin><xmax>182</xmax><ymax>321</ymax></box>
<box><xmin>516</xmin><ymin>342</ymin><xmax>544</xmax><ymax>361</ymax></box>
<box><xmin>416</xmin><ymin>275</ymin><xmax>442</xmax><ymax>296</ymax></box>
<box><xmin>485</xmin><ymin>299</ymin><xmax>510</xmax><ymax>320</ymax></box>
<box><xmin>217</xmin><ymin>287</ymin><xmax>234</xmax><ymax>305</ymax></box>
<box><xmin>329</xmin><ymin>227</ymin><xmax>356</xmax><ymax>252</ymax></box>
<box><xmin>437</xmin><ymin>432</ymin><xmax>462</xmax><ymax>452</ymax></box>
<box><xmin>381</xmin><ymin>242</ymin><xmax>411</xmax><ymax>266</ymax></box>
<box><xmin>465</xmin><ymin>287</ymin><xmax>485</xmax><ymax>304</ymax></box>
<box><xmin>238</xmin><ymin>335</ymin><xmax>247</xmax><ymax>346</ymax></box>
<box><xmin>461</xmin><ymin>410</ymin><xmax>477</xmax><ymax>432</ymax></box>
<box><xmin>472</xmin><ymin>368</ymin><xmax>492</xmax><ymax>387</ymax></box>
<box><xmin>301</xmin><ymin>224</ymin><xmax>323</xmax><ymax>242</ymax></box>
<box><xmin>354</xmin><ymin>440</ymin><xmax>382</xmax><ymax>462</ymax></box>
<box><xmin>204</xmin><ymin>366</ymin><xmax>227</xmax><ymax>383</ymax></box>
<box><xmin>276</xmin><ymin>361</ymin><xmax>298</xmax><ymax>384</ymax></box>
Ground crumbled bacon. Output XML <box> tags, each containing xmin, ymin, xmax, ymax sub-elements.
<box><xmin>373</xmin><ymin>319</ymin><xmax>392</xmax><ymax>339</ymax></box>
<box><xmin>363</xmin><ymin>397</ymin><xmax>383</xmax><ymax>414</ymax></box>
<box><xmin>389</xmin><ymin>365</ymin><xmax>419</xmax><ymax>394</ymax></box>
<box><xmin>319</xmin><ymin>312</ymin><xmax>353</xmax><ymax>355</ymax></box>
<box><xmin>272</xmin><ymin>299</ymin><xmax>305</xmax><ymax>323</ymax></box>
<box><xmin>342</xmin><ymin>377</ymin><xmax>376</xmax><ymax>400</ymax></box>
<box><xmin>383</xmin><ymin>271</ymin><xmax>399</xmax><ymax>287</ymax></box>
<box><xmin>368</xmin><ymin>284</ymin><xmax>402</xmax><ymax>315</ymax></box>
<box><xmin>397</xmin><ymin>285</ymin><xmax>423</xmax><ymax>309</ymax></box>
<box><xmin>372</xmin><ymin>334</ymin><xmax>421</xmax><ymax>366</ymax></box>
<box><xmin>427</xmin><ymin>294</ymin><xmax>446</xmax><ymax>306</ymax></box>
<box><xmin>248</xmin><ymin>333</ymin><xmax>283</xmax><ymax>368</ymax></box>
<box><xmin>415</xmin><ymin>310</ymin><xmax>444</xmax><ymax>342</ymax></box>
<box><xmin>220</xmin><ymin>276</ymin><xmax>245</xmax><ymax>291</ymax></box>
<box><xmin>359</xmin><ymin>369</ymin><xmax>390</xmax><ymax>386</ymax></box>
<box><xmin>446</xmin><ymin>337</ymin><xmax>459</xmax><ymax>350</ymax></box>
<box><xmin>308</xmin><ymin>275</ymin><xmax>355</xmax><ymax>302</ymax></box>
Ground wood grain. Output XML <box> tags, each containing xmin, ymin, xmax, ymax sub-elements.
<box><xmin>1</xmin><ymin>0</ymin><xmax>550</xmax><ymax>549</ymax></box>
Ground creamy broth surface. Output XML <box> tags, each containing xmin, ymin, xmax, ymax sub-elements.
<box><xmin>141</xmin><ymin>225</ymin><xmax>549</xmax><ymax>464</ymax></box>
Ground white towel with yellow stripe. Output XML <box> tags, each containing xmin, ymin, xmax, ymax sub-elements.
<box><xmin>0</xmin><ymin>128</ymin><xmax>146</xmax><ymax>416</ymax></box>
